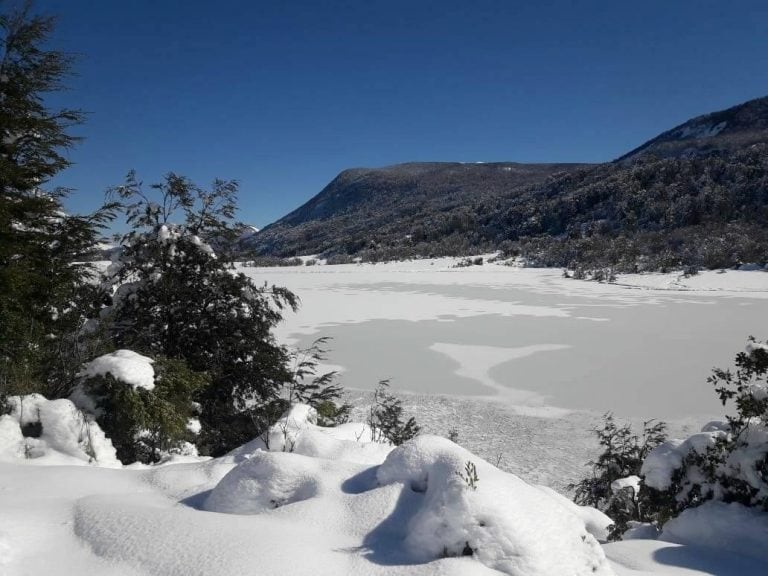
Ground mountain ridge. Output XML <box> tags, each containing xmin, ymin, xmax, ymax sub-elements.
<box><xmin>245</xmin><ymin>95</ymin><xmax>768</xmax><ymax>269</ymax></box>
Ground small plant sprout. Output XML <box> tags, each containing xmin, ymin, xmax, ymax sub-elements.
<box><xmin>457</xmin><ymin>460</ymin><xmax>479</xmax><ymax>491</ymax></box>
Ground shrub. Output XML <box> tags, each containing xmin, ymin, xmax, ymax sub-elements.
<box><xmin>368</xmin><ymin>380</ymin><xmax>420</xmax><ymax>445</ymax></box>
<box><xmin>285</xmin><ymin>337</ymin><xmax>351</xmax><ymax>427</ymax></box>
<box><xmin>78</xmin><ymin>356</ymin><xmax>207</xmax><ymax>464</ymax></box>
<box><xmin>569</xmin><ymin>413</ymin><xmax>667</xmax><ymax>540</ymax></box>
<box><xmin>641</xmin><ymin>338</ymin><xmax>768</xmax><ymax>518</ymax></box>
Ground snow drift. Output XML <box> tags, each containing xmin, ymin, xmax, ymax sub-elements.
<box><xmin>377</xmin><ymin>435</ymin><xmax>613</xmax><ymax>575</ymax></box>
<box><xmin>0</xmin><ymin>394</ymin><xmax>119</xmax><ymax>466</ymax></box>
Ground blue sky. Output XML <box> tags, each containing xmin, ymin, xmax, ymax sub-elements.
<box><xmin>37</xmin><ymin>0</ymin><xmax>768</xmax><ymax>227</ymax></box>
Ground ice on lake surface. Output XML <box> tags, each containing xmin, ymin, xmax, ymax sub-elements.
<box><xmin>243</xmin><ymin>259</ymin><xmax>768</xmax><ymax>420</ymax></box>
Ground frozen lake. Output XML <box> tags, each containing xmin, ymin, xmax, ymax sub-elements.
<box><xmin>244</xmin><ymin>259</ymin><xmax>768</xmax><ymax>421</ymax></box>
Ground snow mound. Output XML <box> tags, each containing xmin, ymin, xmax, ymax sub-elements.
<box><xmin>376</xmin><ymin>435</ymin><xmax>613</xmax><ymax>575</ymax></box>
<box><xmin>204</xmin><ymin>451</ymin><xmax>324</xmax><ymax>514</ymax></box>
<box><xmin>79</xmin><ymin>349</ymin><xmax>155</xmax><ymax>390</ymax></box>
<box><xmin>534</xmin><ymin>485</ymin><xmax>613</xmax><ymax>543</ymax></box>
<box><xmin>291</xmin><ymin>426</ymin><xmax>391</xmax><ymax>465</ymax></box>
<box><xmin>230</xmin><ymin>403</ymin><xmax>390</xmax><ymax>466</ymax></box>
<box><xmin>661</xmin><ymin>501</ymin><xmax>768</xmax><ymax>562</ymax></box>
<box><xmin>0</xmin><ymin>394</ymin><xmax>119</xmax><ymax>466</ymax></box>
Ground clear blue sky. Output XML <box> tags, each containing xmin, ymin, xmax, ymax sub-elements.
<box><xmin>37</xmin><ymin>0</ymin><xmax>768</xmax><ymax>227</ymax></box>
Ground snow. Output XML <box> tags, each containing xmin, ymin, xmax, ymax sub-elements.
<box><xmin>205</xmin><ymin>450</ymin><xmax>333</xmax><ymax>514</ymax></box>
<box><xmin>660</xmin><ymin>501</ymin><xmax>768</xmax><ymax>563</ymax></box>
<box><xmin>157</xmin><ymin>224</ymin><xmax>180</xmax><ymax>243</ymax></box>
<box><xmin>3</xmin><ymin>260</ymin><xmax>768</xmax><ymax>575</ymax></box>
<box><xmin>0</xmin><ymin>403</ymin><xmax>619</xmax><ymax>576</ymax></box>
<box><xmin>186</xmin><ymin>417</ymin><xmax>202</xmax><ymax>435</ymax></box>
<box><xmin>79</xmin><ymin>349</ymin><xmax>155</xmax><ymax>391</ymax></box>
<box><xmin>611</xmin><ymin>475</ymin><xmax>641</xmax><ymax>496</ymax></box>
<box><xmin>675</xmin><ymin>120</ymin><xmax>727</xmax><ymax>140</ymax></box>
<box><xmin>1</xmin><ymin>394</ymin><xmax>120</xmax><ymax>466</ymax></box>
<box><xmin>613</xmin><ymin>269</ymin><xmax>768</xmax><ymax>295</ymax></box>
<box><xmin>235</xmin><ymin>260</ymin><xmax>768</xmax><ymax>420</ymax></box>
<box><xmin>376</xmin><ymin>435</ymin><xmax>613</xmax><ymax>574</ymax></box>
<box><xmin>0</xmin><ymin>398</ymin><xmax>766</xmax><ymax>575</ymax></box>
<box><xmin>534</xmin><ymin>484</ymin><xmax>613</xmax><ymax>542</ymax></box>
<box><xmin>604</xmin><ymin>538</ymin><xmax>767</xmax><ymax>576</ymax></box>
<box><xmin>640</xmin><ymin>433</ymin><xmax>721</xmax><ymax>491</ymax></box>
<box><xmin>641</xmin><ymin>409</ymin><xmax>768</xmax><ymax>506</ymax></box>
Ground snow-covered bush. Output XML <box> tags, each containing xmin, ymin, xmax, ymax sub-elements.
<box><xmin>75</xmin><ymin>351</ymin><xmax>206</xmax><ymax>464</ymax></box>
<box><xmin>568</xmin><ymin>413</ymin><xmax>667</xmax><ymax>540</ymax></box>
<box><xmin>641</xmin><ymin>338</ymin><xmax>768</xmax><ymax>522</ymax></box>
<box><xmin>0</xmin><ymin>393</ymin><xmax>119</xmax><ymax>465</ymax></box>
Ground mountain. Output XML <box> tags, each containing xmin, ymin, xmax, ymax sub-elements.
<box><xmin>618</xmin><ymin>96</ymin><xmax>768</xmax><ymax>162</ymax></box>
<box><xmin>246</xmin><ymin>96</ymin><xmax>768</xmax><ymax>270</ymax></box>
<box><xmin>248</xmin><ymin>162</ymin><xmax>590</xmax><ymax>258</ymax></box>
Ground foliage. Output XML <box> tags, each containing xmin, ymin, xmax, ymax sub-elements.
<box><xmin>315</xmin><ymin>399</ymin><xmax>351</xmax><ymax>428</ymax></box>
<box><xmin>79</xmin><ymin>357</ymin><xmax>207</xmax><ymax>464</ymax></box>
<box><xmin>285</xmin><ymin>337</ymin><xmax>350</xmax><ymax>427</ymax></box>
<box><xmin>96</xmin><ymin>172</ymin><xmax>298</xmax><ymax>456</ymax></box>
<box><xmin>368</xmin><ymin>380</ymin><xmax>420</xmax><ymax>446</ymax></box>
<box><xmin>642</xmin><ymin>338</ymin><xmax>768</xmax><ymax>521</ymax></box>
<box><xmin>568</xmin><ymin>413</ymin><xmax>667</xmax><ymax>540</ymax></box>
<box><xmin>457</xmin><ymin>460</ymin><xmax>479</xmax><ymax>491</ymax></box>
<box><xmin>0</xmin><ymin>2</ymin><xmax>115</xmax><ymax>401</ymax></box>
<box><xmin>579</xmin><ymin>339</ymin><xmax>768</xmax><ymax>540</ymax></box>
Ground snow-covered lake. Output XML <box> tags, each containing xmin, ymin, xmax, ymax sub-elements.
<box><xmin>244</xmin><ymin>259</ymin><xmax>768</xmax><ymax>421</ymax></box>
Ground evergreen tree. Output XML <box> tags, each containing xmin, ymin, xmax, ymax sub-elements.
<box><xmin>0</xmin><ymin>2</ymin><xmax>113</xmax><ymax>402</ymax></box>
<box><xmin>99</xmin><ymin>172</ymin><xmax>298</xmax><ymax>455</ymax></box>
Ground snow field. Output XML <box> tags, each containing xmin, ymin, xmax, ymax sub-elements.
<box><xmin>0</xmin><ymin>403</ymin><xmax>609</xmax><ymax>576</ymax></box>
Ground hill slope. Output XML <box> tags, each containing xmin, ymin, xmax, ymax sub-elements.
<box><xmin>247</xmin><ymin>96</ymin><xmax>768</xmax><ymax>269</ymax></box>
<box><xmin>250</xmin><ymin>162</ymin><xmax>589</xmax><ymax>258</ymax></box>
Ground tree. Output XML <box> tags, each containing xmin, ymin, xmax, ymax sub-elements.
<box><xmin>98</xmin><ymin>172</ymin><xmax>298</xmax><ymax>456</ymax></box>
<box><xmin>0</xmin><ymin>2</ymin><xmax>113</xmax><ymax>402</ymax></box>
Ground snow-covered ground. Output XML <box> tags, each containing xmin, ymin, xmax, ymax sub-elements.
<box><xmin>2</xmin><ymin>258</ymin><xmax>767</xmax><ymax>575</ymax></box>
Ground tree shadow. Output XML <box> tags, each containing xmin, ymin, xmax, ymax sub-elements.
<box><xmin>179</xmin><ymin>489</ymin><xmax>213</xmax><ymax>510</ymax></box>
<box><xmin>653</xmin><ymin>542</ymin><xmax>767</xmax><ymax>576</ymax></box>
<box><xmin>340</xmin><ymin>465</ymin><xmax>379</xmax><ymax>494</ymax></box>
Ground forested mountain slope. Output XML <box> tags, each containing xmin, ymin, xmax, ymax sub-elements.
<box><xmin>247</xmin><ymin>96</ymin><xmax>768</xmax><ymax>269</ymax></box>
<box><xmin>249</xmin><ymin>162</ymin><xmax>589</xmax><ymax>259</ymax></box>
